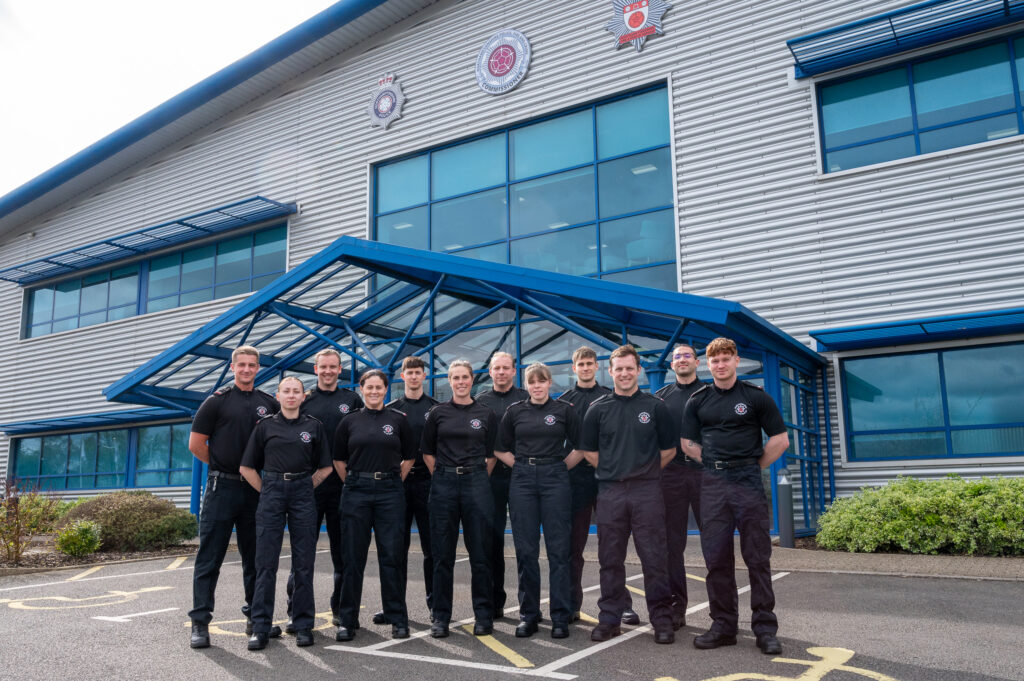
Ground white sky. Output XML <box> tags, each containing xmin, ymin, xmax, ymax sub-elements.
<box><xmin>0</xmin><ymin>0</ymin><xmax>340</xmax><ymax>198</ymax></box>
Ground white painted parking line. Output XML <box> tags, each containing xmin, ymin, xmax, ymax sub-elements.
<box><xmin>333</xmin><ymin>646</ymin><xmax>577</xmax><ymax>680</ymax></box>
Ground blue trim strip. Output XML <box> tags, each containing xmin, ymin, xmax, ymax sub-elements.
<box><xmin>1</xmin><ymin>407</ymin><xmax>189</xmax><ymax>435</ymax></box>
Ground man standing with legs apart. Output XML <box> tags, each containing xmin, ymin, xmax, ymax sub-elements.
<box><xmin>474</xmin><ymin>351</ymin><xmax>528</xmax><ymax>620</ymax></box>
<box><xmin>579</xmin><ymin>345</ymin><xmax>676</xmax><ymax>644</ymax></box>
<box><xmin>188</xmin><ymin>345</ymin><xmax>279</xmax><ymax>649</ymax></box>
<box><xmin>681</xmin><ymin>337</ymin><xmax>788</xmax><ymax>656</ymax></box>
<box><xmin>654</xmin><ymin>343</ymin><xmax>705</xmax><ymax>630</ymax></box>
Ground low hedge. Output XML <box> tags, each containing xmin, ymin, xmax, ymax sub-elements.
<box><xmin>60</xmin><ymin>491</ymin><xmax>197</xmax><ymax>552</ymax></box>
<box><xmin>816</xmin><ymin>475</ymin><xmax>1024</xmax><ymax>556</ymax></box>
<box><xmin>55</xmin><ymin>519</ymin><xmax>102</xmax><ymax>557</ymax></box>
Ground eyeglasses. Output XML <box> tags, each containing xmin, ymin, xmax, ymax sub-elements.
<box><xmin>673</xmin><ymin>352</ymin><xmax>695</xmax><ymax>360</ymax></box>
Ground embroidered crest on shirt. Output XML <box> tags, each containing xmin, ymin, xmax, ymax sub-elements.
<box><xmin>256</xmin><ymin>406</ymin><xmax>269</xmax><ymax>417</ymax></box>
<box><xmin>382</xmin><ymin>424</ymin><xmax>395</xmax><ymax>435</ymax></box>
<box><xmin>638</xmin><ymin>411</ymin><xmax>651</xmax><ymax>424</ymax></box>
<box><xmin>339</xmin><ymin>404</ymin><xmax>350</xmax><ymax>413</ymax></box>
<box><xmin>544</xmin><ymin>415</ymin><xmax>557</xmax><ymax>426</ymax></box>
<box><xmin>469</xmin><ymin>419</ymin><xmax>483</xmax><ymax>430</ymax></box>
<box><xmin>299</xmin><ymin>431</ymin><xmax>312</xmax><ymax>443</ymax></box>
<box><xmin>734</xmin><ymin>403</ymin><xmax>748</xmax><ymax>415</ymax></box>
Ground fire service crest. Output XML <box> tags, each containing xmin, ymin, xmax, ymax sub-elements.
<box><xmin>605</xmin><ymin>0</ymin><xmax>671</xmax><ymax>53</ymax></box>
<box><xmin>368</xmin><ymin>73</ymin><xmax>406</xmax><ymax>129</ymax></box>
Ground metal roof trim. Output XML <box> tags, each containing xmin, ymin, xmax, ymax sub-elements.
<box><xmin>1</xmin><ymin>407</ymin><xmax>190</xmax><ymax>436</ymax></box>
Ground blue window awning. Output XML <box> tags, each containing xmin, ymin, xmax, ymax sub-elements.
<box><xmin>0</xmin><ymin>407</ymin><xmax>190</xmax><ymax>436</ymax></box>
<box><xmin>809</xmin><ymin>306</ymin><xmax>1024</xmax><ymax>351</ymax></box>
<box><xmin>787</xmin><ymin>0</ymin><xmax>1024</xmax><ymax>78</ymax></box>
<box><xmin>0</xmin><ymin>196</ymin><xmax>297</xmax><ymax>286</ymax></box>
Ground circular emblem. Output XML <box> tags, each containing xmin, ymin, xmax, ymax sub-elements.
<box><xmin>476</xmin><ymin>29</ymin><xmax>531</xmax><ymax>95</ymax></box>
<box><xmin>339</xmin><ymin>404</ymin><xmax>350</xmax><ymax>414</ymax></box>
<box><xmin>299</xmin><ymin>431</ymin><xmax>312</xmax><ymax>443</ymax></box>
<box><xmin>734</xmin><ymin>403</ymin><xmax>748</xmax><ymax>415</ymax></box>
<box><xmin>544</xmin><ymin>415</ymin><xmax>557</xmax><ymax>426</ymax></box>
<box><xmin>367</xmin><ymin>73</ymin><xmax>406</xmax><ymax>130</ymax></box>
<box><xmin>628</xmin><ymin>10</ymin><xmax>646</xmax><ymax>28</ymax></box>
<box><xmin>638</xmin><ymin>411</ymin><xmax>651</xmax><ymax>424</ymax></box>
<box><xmin>382</xmin><ymin>424</ymin><xmax>395</xmax><ymax>436</ymax></box>
<box><xmin>256</xmin><ymin>406</ymin><xmax>269</xmax><ymax>417</ymax></box>
<box><xmin>469</xmin><ymin>418</ymin><xmax>483</xmax><ymax>430</ymax></box>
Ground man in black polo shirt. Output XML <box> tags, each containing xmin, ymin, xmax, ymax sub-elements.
<box><xmin>681</xmin><ymin>337</ymin><xmax>789</xmax><ymax>656</ymax></box>
<box><xmin>474</xmin><ymin>351</ymin><xmax>528</xmax><ymax>620</ymax></box>
<box><xmin>654</xmin><ymin>342</ymin><xmax>706</xmax><ymax>629</ymax></box>
<box><xmin>284</xmin><ymin>348</ymin><xmax>362</xmax><ymax>631</ymax></box>
<box><xmin>580</xmin><ymin>345</ymin><xmax>676</xmax><ymax>645</ymax></box>
<box><xmin>188</xmin><ymin>345</ymin><xmax>279</xmax><ymax>649</ymax></box>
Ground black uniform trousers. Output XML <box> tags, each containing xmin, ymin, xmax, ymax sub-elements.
<box><xmin>699</xmin><ymin>465</ymin><xmax>778</xmax><ymax>637</ymax></box>
<box><xmin>595</xmin><ymin>479</ymin><xmax>673</xmax><ymax>629</ymax></box>
<box><xmin>189</xmin><ymin>476</ymin><xmax>259</xmax><ymax>625</ymax></box>
<box><xmin>251</xmin><ymin>476</ymin><xmax>319</xmax><ymax>634</ymax></box>
<box><xmin>489</xmin><ymin>465</ymin><xmax>511</xmax><ymax>615</ymax></box>
<box><xmin>509</xmin><ymin>461</ymin><xmax>572</xmax><ymax>625</ymax></box>
<box><xmin>568</xmin><ymin>465</ymin><xmax>598</xmax><ymax>614</ymax></box>
<box><xmin>403</xmin><ymin>471</ymin><xmax>434</xmax><ymax>612</ymax></box>
<box><xmin>286</xmin><ymin>476</ymin><xmax>342</xmax><ymax>620</ymax></box>
<box><xmin>430</xmin><ymin>467</ymin><xmax>494</xmax><ymax>624</ymax></box>
<box><xmin>660</xmin><ymin>462</ymin><xmax>703</xmax><ymax>616</ymax></box>
<box><xmin>338</xmin><ymin>474</ymin><xmax>408</xmax><ymax>628</ymax></box>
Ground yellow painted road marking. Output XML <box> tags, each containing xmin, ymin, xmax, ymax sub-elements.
<box><xmin>661</xmin><ymin>646</ymin><xmax>900</xmax><ymax>681</ymax></box>
<box><xmin>577</xmin><ymin>611</ymin><xmax>599</xmax><ymax>624</ymax></box>
<box><xmin>165</xmin><ymin>557</ymin><xmax>187</xmax><ymax>570</ymax></box>
<box><xmin>626</xmin><ymin>584</ymin><xmax>645</xmax><ymax>596</ymax></box>
<box><xmin>459</xmin><ymin>624</ymin><xmax>534</xmax><ymax>668</ymax></box>
<box><xmin>687</xmin><ymin>572</ymin><xmax>706</xmax><ymax>582</ymax></box>
<box><xmin>3</xmin><ymin>586</ymin><xmax>172</xmax><ymax>610</ymax></box>
<box><xmin>193</xmin><ymin>611</ymin><xmax>336</xmax><ymax>638</ymax></box>
<box><xmin>67</xmin><ymin>566</ymin><xmax>103</xmax><ymax>581</ymax></box>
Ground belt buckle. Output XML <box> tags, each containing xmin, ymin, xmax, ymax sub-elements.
<box><xmin>283</xmin><ymin>472</ymin><xmax>296</xmax><ymax>481</ymax></box>
<box><xmin>374</xmin><ymin>472</ymin><xmax>383</xmax><ymax>480</ymax></box>
<box><xmin>455</xmin><ymin>466</ymin><xmax>467</xmax><ymax>475</ymax></box>
<box><xmin>527</xmin><ymin>457</ymin><xmax>537</xmax><ymax>465</ymax></box>
<box><xmin>714</xmin><ymin>460</ymin><xmax>727</xmax><ymax>470</ymax></box>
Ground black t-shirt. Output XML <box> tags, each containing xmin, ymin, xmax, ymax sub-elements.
<box><xmin>420</xmin><ymin>400</ymin><xmax>498</xmax><ymax>467</ymax></box>
<box><xmin>580</xmin><ymin>390</ymin><xmax>676</xmax><ymax>482</ymax></box>
<box><xmin>388</xmin><ymin>393</ymin><xmax>440</xmax><ymax>473</ymax></box>
<box><xmin>240</xmin><ymin>412</ymin><xmax>331</xmax><ymax>474</ymax></box>
<box><xmin>558</xmin><ymin>382</ymin><xmax>613</xmax><ymax>471</ymax></box>
<box><xmin>301</xmin><ymin>386</ymin><xmax>363</xmax><ymax>446</ymax></box>
<box><xmin>498</xmin><ymin>398</ymin><xmax>580</xmax><ymax>461</ymax></box>
<box><xmin>655</xmin><ymin>379</ymin><xmax>706</xmax><ymax>467</ymax></box>
<box><xmin>332</xmin><ymin>407</ymin><xmax>415</xmax><ymax>473</ymax></box>
<box><xmin>476</xmin><ymin>386</ymin><xmax>529</xmax><ymax>471</ymax></box>
<box><xmin>191</xmin><ymin>385</ymin><xmax>280</xmax><ymax>473</ymax></box>
<box><xmin>680</xmin><ymin>381</ymin><xmax>787</xmax><ymax>462</ymax></box>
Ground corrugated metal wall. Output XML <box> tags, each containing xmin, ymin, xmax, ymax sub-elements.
<box><xmin>2</xmin><ymin>0</ymin><xmax>1023</xmax><ymax>501</ymax></box>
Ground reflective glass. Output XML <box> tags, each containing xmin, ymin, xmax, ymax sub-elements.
<box><xmin>147</xmin><ymin>296</ymin><xmax>178</xmax><ymax>313</ymax></box>
<box><xmin>510</xmin><ymin>167</ymin><xmax>595</xmax><ymax>236</ymax></box>
<box><xmin>850</xmin><ymin>431</ymin><xmax>948</xmax><ymax>460</ymax></box>
<box><xmin>844</xmin><ymin>353</ymin><xmax>943</xmax><ymax>430</ymax></box>
<box><xmin>919</xmin><ymin>113</ymin><xmax>1018</xmax><ymax>154</ymax></box>
<box><xmin>182</xmin><ymin>245</ymin><xmax>215</xmax><ymax>289</ymax></box>
<box><xmin>510</xmin><ymin>225</ymin><xmax>597</xmax><ymax>275</ymax></box>
<box><xmin>53</xmin><ymin>280</ymin><xmax>80</xmax><ymax>320</ymax></box>
<box><xmin>1017</xmin><ymin>37</ymin><xmax>1024</xmax><ymax>93</ymax></box>
<box><xmin>943</xmin><ymin>344</ymin><xmax>1024</xmax><ymax>425</ymax></box>
<box><xmin>97</xmin><ymin>430</ymin><xmax>129</xmax><ymax>474</ymax></box>
<box><xmin>601</xmin><ymin>263</ymin><xmax>676</xmax><ymax>290</ymax></box>
<box><xmin>41</xmin><ymin>436</ymin><xmax>67</xmax><ymax>476</ymax></box>
<box><xmin>172</xmin><ymin>424</ymin><xmax>192</xmax><ymax>470</ymax></box>
<box><xmin>519</xmin><ymin>320</ymin><xmax>594</xmax><ymax>365</ymax></box>
<box><xmin>78</xmin><ymin>310</ymin><xmax>105</xmax><ymax>328</ymax></box>
<box><xmin>820</xmin><ymin>68</ymin><xmax>912</xmax><ymax>148</ymax></box>
<box><xmin>135</xmin><ymin>472</ymin><xmax>167</xmax><ymax>486</ymax></box>
<box><xmin>148</xmin><ymin>253</ymin><xmax>181</xmax><ymax>299</ymax></box>
<box><xmin>435</xmin><ymin>325</ymin><xmax>515</xmax><ymax>369</ymax></box>
<box><xmin>96</xmin><ymin>474</ymin><xmax>125</xmax><ymax>488</ymax></box>
<box><xmin>215</xmin><ymin>280</ymin><xmax>250</xmax><ymax>299</ymax></box>
<box><xmin>913</xmin><ymin>44</ymin><xmax>1014</xmax><ymax>129</ymax></box>
<box><xmin>452</xmin><ymin>242</ymin><xmax>507</xmax><ymax>264</ymax></box>
<box><xmin>108</xmin><ymin>266</ymin><xmax>139</xmax><ymax>308</ymax></box>
<box><xmin>216</xmin><ymin>235</ymin><xmax>252</xmax><ymax>283</ymax></box>
<box><xmin>253</xmin><ymin>226</ymin><xmax>287</xmax><ymax>276</ymax></box>
<box><xmin>510</xmin><ymin>110</ymin><xmax>594</xmax><ymax>179</ymax></box>
<box><xmin>137</xmin><ymin>426</ymin><xmax>171</xmax><ymax>470</ymax></box>
<box><xmin>170</xmin><ymin>469</ymin><xmax>192</xmax><ymax>486</ymax></box>
<box><xmin>824</xmin><ymin>135</ymin><xmax>916</xmax><ymax>172</ymax></box>
<box><xmin>51</xmin><ymin>318</ymin><xmax>78</xmax><ymax>333</ymax></box>
<box><xmin>431</xmin><ymin>188</ymin><xmax>506</xmax><ymax>250</ymax></box>
<box><xmin>600</xmin><ymin>208</ymin><xmax>674</xmax><ymax>271</ymax></box>
<box><xmin>29</xmin><ymin>288</ymin><xmax>54</xmax><ymax>325</ymax></box>
<box><xmin>108</xmin><ymin>304</ymin><xmax>136</xmax><ymax>321</ymax></box>
<box><xmin>377</xmin><ymin>155</ymin><xmax>428</xmax><ymax>213</ymax></box>
<box><xmin>951</xmin><ymin>426</ymin><xmax>1024</xmax><ymax>455</ymax></box>
<box><xmin>780</xmin><ymin>381</ymin><xmax>796</xmax><ymax>424</ymax></box>
<box><xmin>67</xmin><ymin>432</ymin><xmax>97</xmax><ymax>485</ymax></box>
<box><xmin>597</xmin><ymin>148</ymin><xmax>672</xmax><ymax>218</ymax></box>
<box><xmin>28</xmin><ymin>323</ymin><xmax>51</xmax><ymax>338</ymax></box>
<box><xmin>596</xmin><ymin>89</ymin><xmax>671</xmax><ymax>159</ymax></box>
<box><xmin>180</xmin><ymin>288</ymin><xmax>214</xmax><ymax>306</ymax></box>
<box><xmin>432</xmin><ymin>134</ymin><xmax>506</xmax><ymax>200</ymax></box>
<box><xmin>80</xmin><ymin>272</ymin><xmax>109</xmax><ymax>312</ymax></box>
<box><xmin>15</xmin><ymin>438</ymin><xmax>41</xmax><ymax>477</ymax></box>
<box><xmin>377</xmin><ymin>206</ymin><xmax>428</xmax><ymax>249</ymax></box>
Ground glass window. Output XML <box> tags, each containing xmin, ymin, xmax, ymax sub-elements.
<box><xmin>918</xmin><ymin>113</ymin><xmax>1018</xmax><ymax>154</ymax></box>
<box><xmin>825</xmin><ymin>135</ymin><xmax>917</xmax><ymax>173</ymax></box>
<box><xmin>510</xmin><ymin>225</ymin><xmax>597</xmax><ymax>275</ymax></box>
<box><xmin>820</xmin><ymin>69</ymin><xmax>912</xmax><ymax>149</ymax></box>
<box><xmin>80</xmin><ymin>272</ymin><xmax>109</xmax><ymax>313</ymax></box>
<box><xmin>601</xmin><ymin>263</ymin><xmax>677</xmax><ymax>289</ymax></box>
<box><xmin>596</xmin><ymin>88</ymin><xmax>671</xmax><ymax>159</ymax></box>
<box><xmin>600</xmin><ymin>208</ymin><xmax>674</xmax><ymax>271</ymax></box>
<box><xmin>598</xmin><ymin>147</ymin><xmax>673</xmax><ymax>218</ymax></box>
<box><xmin>15</xmin><ymin>438</ymin><xmax>41</xmax><ymax>477</ymax></box>
<box><xmin>431</xmin><ymin>188</ymin><xmax>507</xmax><ymax>250</ymax></box>
<box><xmin>510</xmin><ymin>110</ymin><xmax>594</xmax><ymax>179</ymax></box>
<box><xmin>40</xmin><ymin>436</ymin><xmax>67</xmax><ymax>483</ymax></box>
<box><xmin>253</xmin><ymin>225</ymin><xmax>287</xmax><ymax>277</ymax></box>
<box><xmin>845</xmin><ymin>353</ymin><xmax>944</xmax><ymax>431</ymax></box>
<box><xmin>377</xmin><ymin>155</ymin><xmax>428</xmax><ymax>213</ymax></box>
<box><xmin>943</xmin><ymin>344</ymin><xmax>1024</xmax><ymax>425</ymax></box>
<box><xmin>52</xmin><ymin>280</ymin><xmax>80</xmax><ymax>320</ymax></box>
<box><xmin>67</xmin><ymin>432</ymin><xmax>97</xmax><ymax>489</ymax></box>
<box><xmin>97</xmin><ymin>429</ymin><xmax>129</xmax><ymax>478</ymax></box>
<box><xmin>28</xmin><ymin>288</ymin><xmax>54</xmax><ymax>326</ymax></box>
<box><xmin>377</xmin><ymin>206</ymin><xmax>428</xmax><ymax>249</ymax></box>
<box><xmin>951</xmin><ymin>426</ymin><xmax>1024</xmax><ymax>455</ymax></box>
<box><xmin>913</xmin><ymin>44</ymin><xmax>1014</xmax><ymax>129</ymax></box>
<box><xmin>510</xmin><ymin>167</ymin><xmax>595</xmax><ymax>236</ymax></box>
<box><xmin>171</xmin><ymin>424</ymin><xmax>193</xmax><ymax>471</ymax></box>
<box><xmin>850</xmin><ymin>432</ymin><xmax>948</xmax><ymax>459</ymax></box>
<box><xmin>137</xmin><ymin>426</ymin><xmax>171</xmax><ymax>471</ymax></box>
<box><xmin>216</xmin><ymin>235</ymin><xmax>252</xmax><ymax>283</ymax></box>
<box><xmin>182</xmin><ymin>244</ymin><xmax>215</xmax><ymax>290</ymax></box>
<box><xmin>432</xmin><ymin>134</ymin><xmax>506</xmax><ymax>200</ymax></box>
<box><xmin>451</xmin><ymin>242</ymin><xmax>507</xmax><ymax>264</ymax></box>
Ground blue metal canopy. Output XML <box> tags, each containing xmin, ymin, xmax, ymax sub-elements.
<box><xmin>0</xmin><ymin>407</ymin><xmax>189</xmax><ymax>436</ymax></box>
<box><xmin>809</xmin><ymin>306</ymin><xmax>1024</xmax><ymax>351</ymax></box>
<box><xmin>787</xmin><ymin>0</ymin><xmax>1024</xmax><ymax>78</ymax></box>
<box><xmin>103</xmin><ymin>235</ymin><xmax>824</xmax><ymax>413</ymax></box>
<box><xmin>0</xmin><ymin>196</ymin><xmax>296</xmax><ymax>285</ymax></box>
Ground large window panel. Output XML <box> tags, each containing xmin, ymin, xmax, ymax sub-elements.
<box><xmin>913</xmin><ymin>44</ymin><xmax>1014</xmax><ymax>129</ymax></box>
<box><xmin>377</xmin><ymin>206</ymin><xmax>428</xmax><ymax>249</ymax></box>
<box><xmin>820</xmin><ymin>69</ymin><xmax>913</xmax><ymax>149</ymax></box>
<box><xmin>601</xmin><ymin>263</ymin><xmax>676</xmax><ymax>290</ymax></box>
<box><xmin>451</xmin><ymin>242</ymin><xmax>507</xmax><ymax>264</ymax></box>
<box><xmin>850</xmin><ymin>432</ymin><xmax>948</xmax><ymax>459</ymax></box>
<box><xmin>15</xmin><ymin>438</ymin><xmax>41</xmax><ymax>477</ymax></box>
<box><xmin>597</xmin><ymin>148</ymin><xmax>673</xmax><ymax>219</ymax></box>
<box><xmin>431</xmin><ymin>188</ymin><xmax>507</xmax><ymax>250</ymax></box>
<box><xmin>596</xmin><ymin>88</ymin><xmax>671</xmax><ymax>159</ymax></box>
<box><xmin>510</xmin><ymin>225</ymin><xmax>597</xmax><ymax>275</ymax></box>
<box><xmin>52</xmin><ymin>280</ymin><xmax>80</xmax><ymax>321</ymax></box>
<box><xmin>67</xmin><ymin>432</ymin><xmax>97</xmax><ymax>489</ymax></box>
<box><xmin>149</xmin><ymin>254</ymin><xmax>181</xmax><ymax>300</ymax></box>
<box><xmin>600</xmin><ymin>208</ymin><xmax>674</xmax><ymax>271</ymax></box>
<box><xmin>845</xmin><ymin>353</ymin><xmax>944</xmax><ymax>430</ymax></box>
<box><xmin>377</xmin><ymin>155</ymin><xmax>428</xmax><ymax>213</ymax></box>
<box><xmin>825</xmin><ymin>135</ymin><xmax>917</xmax><ymax>172</ymax></box>
<box><xmin>510</xmin><ymin>167</ymin><xmax>595</xmax><ymax>236</ymax></box>
<box><xmin>216</xmin><ymin>235</ymin><xmax>252</xmax><ymax>284</ymax></box>
<box><xmin>432</xmin><ymin>134</ymin><xmax>506</xmax><ymax>200</ymax></box>
<box><xmin>918</xmin><ymin>113</ymin><xmax>1019</xmax><ymax>154</ymax></box>
<box><xmin>510</xmin><ymin>110</ymin><xmax>594</xmax><ymax>180</ymax></box>
<box><xmin>943</xmin><ymin>344</ymin><xmax>1024</xmax><ymax>425</ymax></box>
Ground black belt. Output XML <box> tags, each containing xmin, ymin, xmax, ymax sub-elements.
<box><xmin>263</xmin><ymin>470</ymin><xmax>311</xmax><ymax>481</ymax></box>
<box><xmin>208</xmin><ymin>470</ymin><xmax>242</xmax><ymax>480</ymax></box>
<box><xmin>437</xmin><ymin>464</ymin><xmax>483</xmax><ymax>475</ymax></box>
<box><xmin>672</xmin><ymin>456</ymin><xmax>703</xmax><ymax>469</ymax></box>
<box><xmin>521</xmin><ymin>457</ymin><xmax>562</xmax><ymax>465</ymax></box>
<box><xmin>348</xmin><ymin>471</ymin><xmax>399</xmax><ymax>480</ymax></box>
<box><xmin>708</xmin><ymin>458</ymin><xmax>759</xmax><ymax>470</ymax></box>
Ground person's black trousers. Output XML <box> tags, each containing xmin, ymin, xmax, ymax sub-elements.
<box><xmin>568</xmin><ymin>464</ymin><xmax>597</xmax><ymax>614</ymax></box>
<box><xmin>429</xmin><ymin>466</ymin><xmax>494</xmax><ymax>625</ymax></box>
<box><xmin>189</xmin><ymin>475</ymin><xmax>259</xmax><ymax>625</ymax></box>
<box><xmin>489</xmin><ymin>464</ymin><xmax>511</xmax><ymax>615</ymax></box>
<box><xmin>700</xmin><ymin>466</ymin><xmax>778</xmax><ymax>637</ymax></box>
<box><xmin>508</xmin><ymin>460</ymin><xmax>572</xmax><ymax>625</ymax></box>
<box><xmin>338</xmin><ymin>473</ymin><xmax>408</xmax><ymax>628</ymax></box>
<box><xmin>250</xmin><ymin>475</ymin><xmax>318</xmax><ymax>634</ymax></box>
<box><xmin>595</xmin><ymin>479</ymin><xmax>672</xmax><ymax>629</ymax></box>
<box><xmin>286</xmin><ymin>475</ymin><xmax>342</xmax><ymax>620</ymax></box>
<box><xmin>660</xmin><ymin>462</ymin><xmax>703</xmax><ymax>616</ymax></box>
<box><xmin>403</xmin><ymin>471</ymin><xmax>433</xmax><ymax>613</ymax></box>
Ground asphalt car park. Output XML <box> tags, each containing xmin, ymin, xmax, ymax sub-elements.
<box><xmin>0</xmin><ymin>537</ymin><xmax>1020</xmax><ymax>681</ymax></box>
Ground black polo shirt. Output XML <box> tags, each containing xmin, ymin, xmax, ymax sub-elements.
<box><xmin>580</xmin><ymin>390</ymin><xmax>675</xmax><ymax>483</ymax></box>
<box><xmin>333</xmin><ymin>407</ymin><xmax>415</xmax><ymax>474</ymax></box>
<box><xmin>476</xmin><ymin>386</ymin><xmax>528</xmax><ymax>471</ymax></box>
<box><xmin>420</xmin><ymin>400</ymin><xmax>498</xmax><ymax>467</ymax></box>
<box><xmin>191</xmin><ymin>384</ymin><xmax>280</xmax><ymax>473</ymax></box>
<box><xmin>388</xmin><ymin>393</ymin><xmax>440</xmax><ymax>473</ymax></box>
<box><xmin>655</xmin><ymin>379</ymin><xmax>706</xmax><ymax>467</ymax></box>
<box><xmin>240</xmin><ymin>412</ymin><xmax>330</xmax><ymax>474</ymax></box>
<box><xmin>498</xmin><ymin>398</ymin><xmax>580</xmax><ymax>461</ymax></box>
<box><xmin>301</xmin><ymin>386</ymin><xmax>363</xmax><ymax>446</ymax></box>
<box><xmin>680</xmin><ymin>381</ymin><xmax>787</xmax><ymax>463</ymax></box>
<box><xmin>558</xmin><ymin>382</ymin><xmax>613</xmax><ymax>471</ymax></box>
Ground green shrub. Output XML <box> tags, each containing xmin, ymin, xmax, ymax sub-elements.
<box><xmin>55</xmin><ymin>520</ymin><xmax>102</xmax><ymax>557</ymax></box>
<box><xmin>1</xmin><ymin>481</ymin><xmax>60</xmax><ymax>564</ymax></box>
<box><xmin>817</xmin><ymin>475</ymin><xmax>1024</xmax><ymax>556</ymax></box>
<box><xmin>61</xmin><ymin>491</ymin><xmax>197</xmax><ymax>552</ymax></box>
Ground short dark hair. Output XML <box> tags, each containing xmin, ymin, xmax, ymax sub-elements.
<box><xmin>401</xmin><ymin>355</ymin><xmax>428</xmax><ymax>372</ymax></box>
<box><xmin>359</xmin><ymin>369</ymin><xmax>389</xmax><ymax>388</ymax></box>
<box><xmin>609</xmin><ymin>344</ymin><xmax>640</xmax><ymax>367</ymax></box>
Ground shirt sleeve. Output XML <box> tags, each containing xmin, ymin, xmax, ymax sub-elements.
<box><xmin>680</xmin><ymin>395</ymin><xmax>703</xmax><ymax>443</ymax></box>
<box><xmin>332</xmin><ymin>418</ymin><xmax>350</xmax><ymax>462</ymax></box>
<box><xmin>654</xmin><ymin>399</ymin><xmax>676</xmax><ymax>450</ymax></box>
<box><xmin>420</xmin><ymin>407</ymin><xmax>438</xmax><ymax>457</ymax></box>
<box><xmin>397</xmin><ymin>413</ymin><xmax>416</xmax><ymax>461</ymax></box>
<box><xmin>191</xmin><ymin>394</ymin><xmax>219</xmax><ymax>436</ymax></box>
<box><xmin>314</xmin><ymin>421</ymin><xmax>332</xmax><ymax>469</ymax></box>
<box><xmin>354</xmin><ymin>394</ymin><xmax>365</xmax><ymax>410</ymax></box>
<box><xmin>497</xmin><ymin>409</ymin><xmax>516</xmax><ymax>453</ymax></box>
<box><xmin>564</xmin><ymin>403</ymin><xmax>582</xmax><ymax>451</ymax></box>
<box><xmin>757</xmin><ymin>390</ymin><xmax>788</xmax><ymax>437</ymax></box>
<box><xmin>580</xmin><ymin>403</ymin><xmax>601</xmax><ymax>451</ymax></box>
<box><xmin>484</xmin><ymin>410</ymin><xmax>498</xmax><ymax>457</ymax></box>
<box><xmin>240</xmin><ymin>422</ymin><xmax>264</xmax><ymax>470</ymax></box>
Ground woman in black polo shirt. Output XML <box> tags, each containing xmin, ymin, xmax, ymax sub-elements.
<box><xmin>496</xmin><ymin>362</ymin><xmax>582</xmax><ymax>639</ymax></box>
<box><xmin>421</xmin><ymin>359</ymin><xmax>498</xmax><ymax>639</ymax></box>
<box><xmin>332</xmin><ymin>369</ymin><xmax>416</xmax><ymax>642</ymax></box>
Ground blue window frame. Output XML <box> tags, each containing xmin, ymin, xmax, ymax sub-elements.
<box><xmin>819</xmin><ymin>36</ymin><xmax>1024</xmax><ymax>172</ymax></box>
<box><xmin>25</xmin><ymin>224</ymin><xmax>286</xmax><ymax>338</ymax></box>
<box><xmin>10</xmin><ymin>423</ymin><xmax>193</xmax><ymax>490</ymax></box>
<box><xmin>373</xmin><ymin>85</ymin><xmax>676</xmax><ymax>288</ymax></box>
<box><xmin>840</xmin><ymin>341</ymin><xmax>1024</xmax><ymax>461</ymax></box>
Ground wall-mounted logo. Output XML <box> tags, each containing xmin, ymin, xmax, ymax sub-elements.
<box><xmin>475</xmin><ymin>29</ymin><xmax>531</xmax><ymax>95</ymax></box>
<box><xmin>368</xmin><ymin>73</ymin><xmax>406</xmax><ymax>129</ymax></box>
<box><xmin>605</xmin><ymin>0</ymin><xmax>671</xmax><ymax>53</ymax></box>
